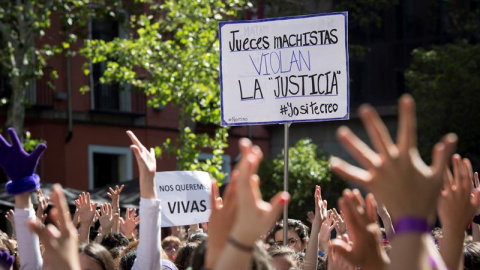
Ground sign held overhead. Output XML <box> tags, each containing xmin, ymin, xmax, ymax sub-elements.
<box><xmin>220</xmin><ymin>12</ymin><xmax>349</xmax><ymax>126</ymax></box>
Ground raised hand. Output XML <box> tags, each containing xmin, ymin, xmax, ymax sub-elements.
<box><xmin>205</xmin><ymin>173</ymin><xmax>238</xmax><ymax>268</ymax></box>
<box><xmin>332</xmin><ymin>208</ymin><xmax>347</xmax><ymax>236</ymax></box>
<box><xmin>315</xmin><ymin>185</ymin><xmax>328</xmax><ymax>224</ymax></box>
<box><xmin>72</xmin><ymin>199</ymin><xmax>81</xmax><ymax>228</ymax></box>
<box><xmin>120</xmin><ymin>208</ymin><xmax>139</xmax><ymax>239</ymax></box>
<box><xmin>36</xmin><ymin>189</ymin><xmax>49</xmax><ymax>223</ymax></box>
<box><xmin>330</xmin><ymin>190</ymin><xmax>389</xmax><ymax>270</ymax></box>
<box><xmin>28</xmin><ymin>184</ymin><xmax>81</xmax><ymax>270</ymax></box>
<box><xmin>437</xmin><ymin>155</ymin><xmax>480</xmax><ymax>270</ymax></box>
<box><xmin>375</xmin><ymin>200</ymin><xmax>394</xmax><ymax>240</ymax></box>
<box><xmin>214</xmin><ymin>138</ymin><xmax>290</xmax><ymax>270</ymax></box>
<box><xmin>126</xmin><ymin>131</ymin><xmax>156</xmax><ymax>199</ymax></box>
<box><xmin>77</xmin><ymin>192</ymin><xmax>98</xmax><ymax>243</ymax></box>
<box><xmin>108</xmin><ymin>185</ymin><xmax>124</xmax><ymax>211</ymax></box>
<box><xmin>319</xmin><ymin>210</ymin><xmax>335</xmax><ymax>252</ymax></box>
<box><xmin>0</xmin><ymin>128</ymin><xmax>47</xmax><ymax>195</ymax></box>
<box><xmin>97</xmin><ymin>203</ymin><xmax>119</xmax><ymax>234</ymax></box>
<box><xmin>77</xmin><ymin>192</ymin><xmax>97</xmax><ymax>226</ymax></box>
<box><xmin>330</xmin><ymin>94</ymin><xmax>457</xmax><ymax>221</ymax></box>
<box><xmin>438</xmin><ymin>155</ymin><xmax>480</xmax><ymax>231</ymax></box>
<box><xmin>5</xmin><ymin>209</ymin><xmax>15</xmax><ymax>238</ymax></box>
<box><xmin>328</xmin><ymin>234</ymin><xmax>358</xmax><ymax>270</ymax></box>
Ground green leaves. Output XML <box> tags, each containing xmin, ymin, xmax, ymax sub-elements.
<box><xmin>407</xmin><ymin>41</ymin><xmax>480</xmax><ymax>165</ymax></box>
<box><xmin>259</xmin><ymin>139</ymin><xmax>346</xmax><ymax>221</ymax></box>
<box><xmin>81</xmin><ymin>0</ymin><xmax>249</xmax><ymax>182</ymax></box>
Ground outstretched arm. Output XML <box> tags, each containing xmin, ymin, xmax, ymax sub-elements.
<box><xmin>127</xmin><ymin>130</ymin><xmax>162</xmax><ymax>270</ymax></box>
<box><xmin>214</xmin><ymin>138</ymin><xmax>289</xmax><ymax>270</ymax></box>
<box><xmin>438</xmin><ymin>156</ymin><xmax>480</xmax><ymax>270</ymax></box>
<box><xmin>330</xmin><ymin>95</ymin><xmax>457</xmax><ymax>270</ymax></box>
<box><xmin>29</xmin><ymin>184</ymin><xmax>81</xmax><ymax>270</ymax></box>
<box><xmin>303</xmin><ymin>185</ymin><xmax>328</xmax><ymax>270</ymax></box>
<box><xmin>0</xmin><ymin>128</ymin><xmax>46</xmax><ymax>270</ymax></box>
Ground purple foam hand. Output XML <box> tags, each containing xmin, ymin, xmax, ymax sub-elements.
<box><xmin>1</xmin><ymin>128</ymin><xmax>46</xmax><ymax>195</ymax></box>
<box><xmin>0</xmin><ymin>250</ymin><xmax>15</xmax><ymax>269</ymax></box>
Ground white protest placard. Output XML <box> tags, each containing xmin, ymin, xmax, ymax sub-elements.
<box><xmin>219</xmin><ymin>12</ymin><xmax>349</xmax><ymax>126</ymax></box>
<box><xmin>155</xmin><ymin>171</ymin><xmax>212</xmax><ymax>227</ymax></box>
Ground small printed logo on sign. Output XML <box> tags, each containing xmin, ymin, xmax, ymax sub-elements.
<box><xmin>228</xmin><ymin>116</ymin><xmax>248</xmax><ymax>123</ymax></box>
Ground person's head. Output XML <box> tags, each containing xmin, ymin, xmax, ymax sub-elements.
<box><xmin>464</xmin><ymin>241</ymin><xmax>480</xmax><ymax>270</ymax></box>
<box><xmin>119</xmin><ymin>250</ymin><xmax>136</xmax><ymax>270</ymax></box>
<box><xmin>267</xmin><ymin>245</ymin><xmax>299</xmax><ymax>270</ymax></box>
<box><xmin>100</xmin><ymin>232</ymin><xmax>129</xmax><ymax>251</ymax></box>
<box><xmin>268</xmin><ymin>219</ymin><xmax>308</xmax><ymax>252</ymax></box>
<box><xmin>250</xmin><ymin>241</ymin><xmax>275</xmax><ymax>270</ymax></box>
<box><xmin>174</xmin><ymin>242</ymin><xmax>199</xmax><ymax>270</ymax></box>
<box><xmin>162</xmin><ymin>236</ymin><xmax>182</xmax><ymax>261</ymax></box>
<box><xmin>190</xmin><ymin>240</ymin><xmax>207</xmax><ymax>270</ymax></box>
<box><xmin>0</xmin><ymin>231</ymin><xmax>18</xmax><ymax>270</ymax></box>
<box><xmin>188</xmin><ymin>232</ymin><xmax>208</xmax><ymax>244</ymax></box>
<box><xmin>79</xmin><ymin>243</ymin><xmax>116</xmax><ymax>270</ymax></box>
<box><xmin>100</xmin><ymin>232</ymin><xmax>129</xmax><ymax>259</ymax></box>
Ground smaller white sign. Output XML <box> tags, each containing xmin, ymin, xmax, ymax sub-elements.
<box><xmin>155</xmin><ymin>171</ymin><xmax>212</xmax><ymax>227</ymax></box>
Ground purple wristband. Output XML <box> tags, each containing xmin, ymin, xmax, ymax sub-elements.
<box><xmin>6</xmin><ymin>174</ymin><xmax>40</xmax><ymax>195</ymax></box>
<box><xmin>389</xmin><ymin>217</ymin><xmax>430</xmax><ymax>239</ymax></box>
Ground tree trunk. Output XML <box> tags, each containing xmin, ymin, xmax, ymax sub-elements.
<box><xmin>6</xmin><ymin>76</ymin><xmax>26</xmax><ymax>135</ymax></box>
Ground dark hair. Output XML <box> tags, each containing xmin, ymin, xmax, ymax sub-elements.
<box><xmin>174</xmin><ymin>242</ymin><xmax>199</xmax><ymax>270</ymax></box>
<box><xmin>79</xmin><ymin>243</ymin><xmax>116</xmax><ymax>270</ymax></box>
<box><xmin>464</xmin><ymin>242</ymin><xmax>480</xmax><ymax>270</ymax></box>
<box><xmin>188</xmin><ymin>233</ymin><xmax>208</xmax><ymax>244</ymax></box>
<box><xmin>119</xmin><ymin>250</ymin><xmax>137</xmax><ymax>270</ymax></box>
<box><xmin>101</xmin><ymin>232</ymin><xmax>130</xmax><ymax>251</ymax></box>
<box><xmin>190</xmin><ymin>240</ymin><xmax>207</xmax><ymax>270</ymax></box>
<box><xmin>267</xmin><ymin>219</ymin><xmax>309</xmax><ymax>243</ymax></box>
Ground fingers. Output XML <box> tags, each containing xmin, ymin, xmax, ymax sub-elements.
<box><xmin>126</xmin><ymin>130</ymin><xmax>142</xmax><ymax>148</ymax></box>
<box><xmin>365</xmin><ymin>193</ymin><xmax>377</xmax><ymax>223</ymax></box>
<box><xmin>358</xmin><ymin>104</ymin><xmax>395</xmax><ymax>157</ymax></box>
<box><xmin>222</xmin><ymin>170</ymin><xmax>238</xmax><ymax>206</ymax></box>
<box><xmin>443</xmin><ymin>167</ymin><xmax>454</xmax><ymax>191</ymax></box>
<box><xmin>50</xmin><ymin>184</ymin><xmax>72</xmax><ymax>230</ymax></box>
<box><xmin>475</xmin><ymin>172</ymin><xmax>480</xmax><ymax>190</ymax></box>
<box><xmin>330</xmin><ymin>157</ymin><xmax>371</xmax><ymax>187</ymax></box>
<box><xmin>7</xmin><ymin>128</ymin><xmax>21</xmax><ymax>149</ymax></box>
<box><xmin>118</xmin><ymin>184</ymin><xmax>125</xmax><ymax>193</ymax></box>
<box><xmin>463</xmin><ymin>158</ymin><xmax>474</xmax><ymax>191</ymax></box>
<box><xmin>397</xmin><ymin>94</ymin><xmax>417</xmax><ymax>152</ymax></box>
<box><xmin>431</xmin><ymin>133</ymin><xmax>457</xmax><ymax>175</ymax></box>
<box><xmin>452</xmin><ymin>154</ymin><xmax>462</xmax><ymax>187</ymax></box>
<box><xmin>29</xmin><ymin>143</ymin><xmax>47</xmax><ymax>161</ymax></box>
<box><xmin>0</xmin><ymin>133</ymin><xmax>9</xmax><ymax>147</ymax></box>
<box><xmin>336</xmin><ymin>126</ymin><xmax>381</xmax><ymax>169</ymax></box>
<box><xmin>210</xmin><ymin>180</ymin><xmax>220</xmax><ymax>211</ymax></box>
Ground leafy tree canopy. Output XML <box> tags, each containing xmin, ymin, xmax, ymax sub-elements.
<box><xmin>81</xmin><ymin>0</ymin><xmax>251</xmax><ymax>181</ymax></box>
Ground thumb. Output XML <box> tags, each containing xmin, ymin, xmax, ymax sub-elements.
<box><xmin>265</xmin><ymin>192</ymin><xmax>290</xmax><ymax>227</ymax></box>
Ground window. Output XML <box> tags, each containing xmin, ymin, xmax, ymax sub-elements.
<box><xmin>89</xmin><ymin>13</ymin><xmax>133</xmax><ymax>112</ymax></box>
<box><xmin>198</xmin><ymin>153</ymin><xmax>231</xmax><ymax>184</ymax></box>
<box><xmin>88</xmin><ymin>145</ymin><xmax>132</xmax><ymax>189</ymax></box>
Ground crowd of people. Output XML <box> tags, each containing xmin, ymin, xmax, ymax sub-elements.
<box><xmin>0</xmin><ymin>94</ymin><xmax>479</xmax><ymax>270</ymax></box>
